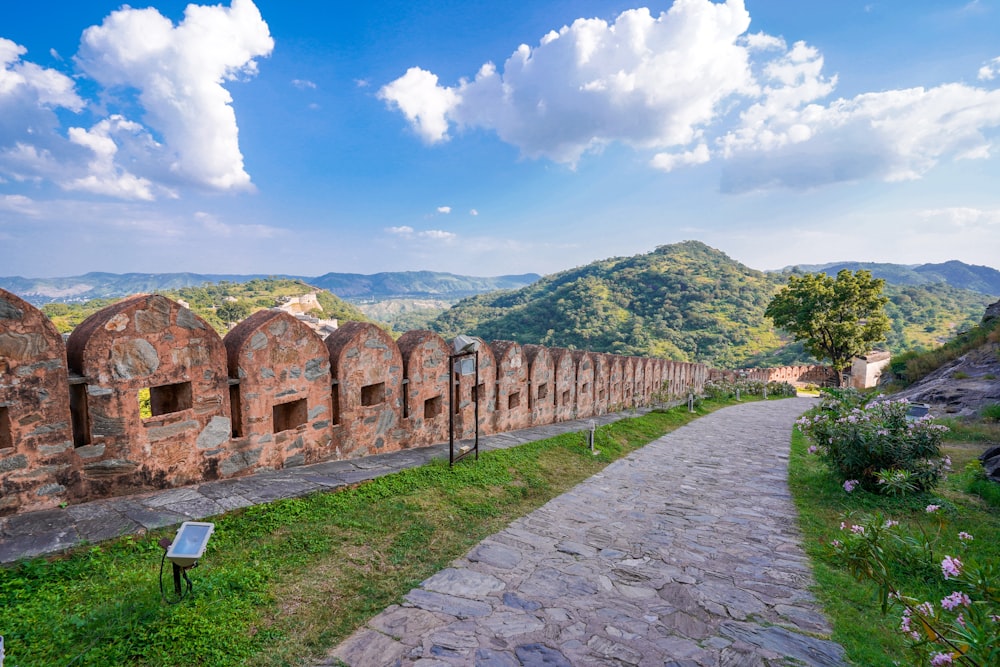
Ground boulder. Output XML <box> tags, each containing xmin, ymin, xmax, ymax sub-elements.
<box><xmin>980</xmin><ymin>445</ymin><xmax>1000</xmax><ymax>483</ymax></box>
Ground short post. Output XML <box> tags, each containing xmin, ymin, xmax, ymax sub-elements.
<box><xmin>687</xmin><ymin>393</ymin><xmax>694</xmax><ymax>413</ymax></box>
<box><xmin>763</xmin><ymin>386</ymin><xmax>768</xmax><ymax>400</ymax></box>
<box><xmin>736</xmin><ymin>388</ymin><xmax>741</xmax><ymax>401</ymax></box>
<box><xmin>588</xmin><ymin>420</ymin><xmax>599</xmax><ymax>456</ymax></box>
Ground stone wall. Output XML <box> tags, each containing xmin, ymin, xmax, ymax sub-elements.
<box><xmin>1</xmin><ymin>290</ymin><xmax>719</xmax><ymax>517</ymax></box>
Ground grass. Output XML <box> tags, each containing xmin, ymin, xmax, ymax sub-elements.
<box><xmin>789</xmin><ymin>424</ymin><xmax>1000</xmax><ymax>666</ymax></box>
<box><xmin>0</xmin><ymin>396</ymin><xmax>748</xmax><ymax>667</ymax></box>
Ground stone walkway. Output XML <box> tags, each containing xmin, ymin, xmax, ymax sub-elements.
<box><xmin>323</xmin><ymin>398</ymin><xmax>848</xmax><ymax>667</ymax></box>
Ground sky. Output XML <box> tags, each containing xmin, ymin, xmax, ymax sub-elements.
<box><xmin>2</xmin><ymin>0</ymin><xmax>999</xmax><ymax>279</ymax></box>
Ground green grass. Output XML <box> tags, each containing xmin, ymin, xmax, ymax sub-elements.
<box><xmin>789</xmin><ymin>426</ymin><xmax>1000</xmax><ymax>666</ymax></box>
<box><xmin>0</xmin><ymin>397</ymin><xmax>745</xmax><ymax>667</ymax></box>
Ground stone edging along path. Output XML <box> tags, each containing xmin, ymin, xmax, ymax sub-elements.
<box><xmin>324</xmin><ymin>398</ymin><xmax>848</xmax><ymax>667</ymax></box>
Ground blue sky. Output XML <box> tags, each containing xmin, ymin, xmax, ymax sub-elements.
<box><xmin>2</xmin><ymin>0</ymin><xmax>999</xmax><ymax>279</ymax></box>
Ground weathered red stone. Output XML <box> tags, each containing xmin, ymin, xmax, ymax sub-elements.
<box><xmin>572</xmin><ymin>351</ymin><xmax>595</xmax><ymax>419</ymax></box>
<box><xmin>550</xmin><ymin>348</ymin><xmax>577</xmax><ymax>422</ymax></box>
<box><xmin>490</xmin><ymin>341</ymin><xmax>531</xmax><ymax>433</ymax></box>
<box><xmin>396</xmin><ymin>330</ymin><xmax>451</xmax><ymax>448</ymax></box>
<box><xmin>325</xmin><ymin>322</ymin><xmax>405</xmax><ymax>457</ymax></box>
<box><xmin>224</xmin><ymin>310</ymin><xmax>333</xmax><ymax>473</ymax></box>
<box><xmin>0</xmin><ymin>289</ymin><xmax>74</xmax><ymax>514</ymax></box>
<box><xmin>522</xmin><ymin>345</ymin><xmax>555</xmax><ymax>426</ymax></box>
<box><xmin>65</xmin><ymin>294</ymin><xmax>229</xmax><ymax>497</ymax></box>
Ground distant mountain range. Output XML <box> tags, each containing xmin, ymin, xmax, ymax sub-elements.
<box><xmin>780</xmin><ymin>261</ymin><xmax>1000</xmax><ymax>296</ymax></box>
<box><xmin>0</xmin><ymin>271</ymin><xmax>542</xmax><ymax>306</ymax></box>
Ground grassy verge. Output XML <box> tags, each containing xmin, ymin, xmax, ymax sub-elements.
<box><xmin>0</xmin><ymin>396</ymin><xmax>762</xmax><ymax>667</ymax></box>
<box><xmin>789</xmin><ymin>425</ymin><xmax>1000</xmax><ymax>666</ymax></box>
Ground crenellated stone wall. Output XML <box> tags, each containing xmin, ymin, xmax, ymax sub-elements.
<box><xmin>6</xmin><ymin>288</ymin><xmax>820</xmax><ymax>518</ymax></box>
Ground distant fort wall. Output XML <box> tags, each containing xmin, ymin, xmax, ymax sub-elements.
<box><xmin>1</xmin><ymin>289</ymin><xmax>813</xmax><ymax>517</ymax></box>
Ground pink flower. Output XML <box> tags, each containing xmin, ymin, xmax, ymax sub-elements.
<box><xmin>850</xmin><ymin>524</ymin><xmax>865</xmax><ymax>534</ymax></box>
<box><xmin>930</xmin><ymin>652</ymin><xmax>954</xmax><ymax>666</ymax></box>
<box><xmin>956</xmin><ymin>613</ymin><xmax>966</xmax><ymax>628</ymax></box>
<box><xmin>958</xmin><ymin>531</ymin><xmax>973</xmax><ymax>541</ymax></box>
<box><xmin>926</xmin><ymin>504</ymin><xmax>941</xmax><ymax>513</ymax></box>
<box><xmin>941</xmin><ymin>591</ymin><xmax>971</xmax><ymax>611</ymax></box>
<box><xmin>843</xmin><ymin>479</ymin><xmax>859</xmax><ymax>492</ymax></box>
<box><xmin>941</xmin><ymin>556</ymin><xmax>963</xmax><ymax>580</ymax></box>
<box><xmin>831</xmin><ymin>539</ymin><xmax>842</xmax><ymax>548</ymax></box>
<box><xmin>916</xmin><ymin>601</ymin><xmax>935</xmax><ymax>617</ymax></box>
<box><xmin>883</xmin><ymin>520</ymin><xmax>899</xmax><ymax>528</ymax></box>
<box><xmin>807</xmin><ymin>445</ymin><xmax>818</xmax><ymax>454</ymax></box>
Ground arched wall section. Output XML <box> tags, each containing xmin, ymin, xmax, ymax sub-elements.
<box><xmin>397</xmin><ymin>330</ymin><xmax>450</xmax><ymax>448</ymax></box>
<box><xmin>223</xmin><ymin>310</ymin><xmax>333</xmax><ymax>473</ymax></box>
<box><xmin>490</xmin><ymin>341</ymin><xmax>531</xmax><ymax>433</ymax></box>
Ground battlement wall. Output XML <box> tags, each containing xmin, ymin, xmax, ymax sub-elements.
<box><xmin>1</xmin><ymin>290</ymin><xmax>711</xmax><ymax>516</ymax></box>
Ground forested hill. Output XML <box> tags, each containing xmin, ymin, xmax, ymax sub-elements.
<box><xmin>786</xmin><ymin>260</ymin><xmax>1000</xmax><ymax>296</ymax></box>
<box><xmin>432</xmin><ymin>241</ymin><xmax>786</xmax><ymax>368</ymax></box>
<box><xmin>430</xmin><ymin>241</ymin><xmax>994</xmax><ymax>369</ymax></box>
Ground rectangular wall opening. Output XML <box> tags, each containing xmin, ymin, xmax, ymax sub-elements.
<box><xmin>508</xmin><ymin>391</ymin><xmax>521</xmax><ymax>410</ymax></box>
<box><xmin>537</xmin><ymin>383</ymin><xmax>548</xmax><ymax>400</ymax></box>
<box><xmin>273</xmin><ymin>398</ymin><xmax>308</xmax><ymax>433</ymax></box>
<box><xmin>229</xmin><ymin>384</ymin><xmax>243</xmax><ymax>437</ymax></box>
<box><xmin>562</xmin><ymin>390</ymin><xmax>570</xmax><ymax>406</ymax></box>
<box><xmin>453</xmin><ymin>374</ymin><xmax>461</xmax><ymax>414</ymax></box>
<box><xmin>583</xmin><ymin>382</ymin><xmax>591</xmax><ymax>396</ymax></box>
<box><xmin>0</xmin><ymin>406</ymin><xmax>12</xmax><ymax>450</ymax></box>
<box><xmin>69</xmin><ymin>383</ymin><xmax>91</xmax><ymax>448</ymax></box>
<box><xmin>331</xmin><ymin>385</ymin><xmax>340</xmax><ymax>425</ymax></box>
<box><xmin>424</xmin><ymin>395</ymin><xmax>442</xmax><ymax>419</ymax></box>
<box><xmin>147</xmin><ymin>381</ymin><xmax>193</xmax><ymax>417</ymax></box>
<box><xmin>361</xmin><ymin>382</ymin><xmax>385</xmax><ymax>407</ymax></box>
<box><xmin>402</xmin><ymin>380</ymin><xmax>409</xmax><ymax>418</ymax></box>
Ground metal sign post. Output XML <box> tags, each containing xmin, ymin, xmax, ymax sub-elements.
<box><xmin>448</xmin><ymin>338</ymin><xmax>480</xmax><ymax>467</ymax></box>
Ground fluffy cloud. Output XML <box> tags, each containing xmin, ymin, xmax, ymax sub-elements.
<box><xmin>381</xmin><ymin>1</ymin><xmax>756</xmax><ymax>163</ymax></box>
<box><xmin>65</xmin><ymin>116</ymin><xmax>162</xmax><ymax>200</ymax></box>
<box><xmin>720</xmin><ymin>83</ymin><xmax>1000</xmax><ymax>192</ymax></box>
<box><xmin>384</xmin><ymin>225</ymin><xmax>456</xmax><ymax>241</ymax></box>
<box><xmin>382</xmin><ymin>0</ymin><xmax>1000</xmax><ymax>190</ymax></box>
<box><xmin>0</xmin><ymin>38</ymin><xmax>84</xmax><ymax>111</ymax></box>
<box><xmin>76</xmin><ymin>0</ymin><xmax>273</xmax><ymax>191</ymax></box>
<box><xmin>437</xmin><ymin>205</ymin><xmax>451</xmax><ymax>214</ymax></box>
<box><xmin>980</xmin><ymin>56</ymin><xmax>1000</xmax><ymax>81</ymax></box>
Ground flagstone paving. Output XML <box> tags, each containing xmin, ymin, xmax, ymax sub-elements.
<box><xmin>323</xmin><ymin>398</ymin><xmax>848</xmax><ymax>667</ymax></box>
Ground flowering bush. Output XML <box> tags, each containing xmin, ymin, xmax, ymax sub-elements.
<box><xmin>830</xmin><ymin>513</ymin><xmax>999</xmax><ymax>666</ymax></box>
<box><xmin>797</xmin><ymin>389</ymin><xmax>950</xmax><ymax>494</ymax></box>
<box><xmin>702</xmin><ymin>377</ymin><xmax>796</xmax><ymax>399</ymax></box>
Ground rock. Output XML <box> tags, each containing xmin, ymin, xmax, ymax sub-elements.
<box><xmin>980</xmin><ymin>445</ymin><xmax>1000</xmax><ymax>483</ymax></box>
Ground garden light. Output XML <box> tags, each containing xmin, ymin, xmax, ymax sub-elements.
<box><xmin>159</xmin><ymin>521</ymin><xmax>214</xmax><ymax>602</ymax></box>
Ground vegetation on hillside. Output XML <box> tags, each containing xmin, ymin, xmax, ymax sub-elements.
<box><xmin>431</xmin><ymin>242</ymin><xmax>991</xmax><ymax>369</ymax></box>
<box><xmin>41</xmin><ymin>279</ymin><xmax>369</xmax><ymax>334</ymax></box>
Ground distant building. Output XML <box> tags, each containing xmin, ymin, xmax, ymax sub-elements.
<box><xmin>851</xmin><ymin>350</ymin><xmax>891</xmax><ymax>389</ymax></box>
<box><xmin>273</xmin><ymin>292</ymin><xmax>337</xmax><ymax>337</ymax></box>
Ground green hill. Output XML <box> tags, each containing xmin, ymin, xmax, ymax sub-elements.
<box><xmin>431</xmin><ymin>242</ymin><xmax>994</xmax><ymax>369</ymax></box>
<box><xmin>786</xmin><ymin>260</ymin><xmax>1000</xmax><ymax>296</ymax></box>
<box><xmin>41</xmin><ymin>278</ymin><xmax>369</xmax><ymax>334</ymax></box>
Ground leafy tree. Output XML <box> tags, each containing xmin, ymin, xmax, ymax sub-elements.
<box><xmin>216</xmin><ymin>300</ymin><xmax>250</xmax><ymax>328</ymax></box>
<box><xmin>765</xmin><ymin>269</ymin><xmax>890</xmax><ymax>380</ymax></box>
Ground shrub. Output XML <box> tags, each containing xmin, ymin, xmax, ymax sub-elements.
<box><xmin>830</xmin><ymin>512</ymin><xmax>999</xmax><ymax>666</ymax></box>
<box><xmin>981</xmin><ymin>403</ymin><xmax>1000</xmax><ymax>422</ymax></box>
<box><xmin>797</xmin><ymin>390</ymin><xmax>950</xmax><ymax>494</ymax></box>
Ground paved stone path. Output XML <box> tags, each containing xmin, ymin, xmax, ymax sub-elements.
<box><xmin>323</xmin><ymin>398</ymin><xmax>847</xmax><ymax>667</ymax></box>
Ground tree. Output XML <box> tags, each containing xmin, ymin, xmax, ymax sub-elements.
<box><xmin>765</xmin><ymin>269</ymin><xmax>890</xmax><ymax>382</ymax></box>
<box><xmin>216</xmin><ymin>300</ymin><xmax>250</xmax><ymax>329</ymax></box>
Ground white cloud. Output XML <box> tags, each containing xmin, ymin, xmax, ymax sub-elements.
<box><xmin>979</xmin><ymin>56</ymin><xmax>1000</xmax><ymax>81</ymax></box>
<box><xmin>720</xmin><ymin>83</ymin><xmax>1000</xmax><ymax>191</ymax></box>
<box><xmin>387</xmin><ymin>225</ymin><xmax>415</xmax><ymax>235</ymax></box>
<box><xmin>437</xmin><ymin>205</ymin><xmax>451</xmax><ymax>214</ymax></box>
<box><xmin>0</xmin><ymin>194</ymin><xmax>38</xmax><ymax>216</ymax></box>
<box><xmin>382</xmin><ymin>1</ymin><xmax>756</xmax><ymax>163</ymax></box>
<box><xmin>650</xmin><ymin>143</ymin><xmax>710</xmax><ymax>172</ymax></box>
<box><xmin>65</xmin><ymin>116</ymin><xmax>161</xmax><ymax>200</ymax></box>
<box><xmin>381</xmin><ymin>0</ymin><xmax>1000</xmax><ymax>192</ymax></box>
<box><xmin>469</xmin><ymin>208</ymin><xmax>479</xmax><ymax>216</ymax></box>
<box><xmin>420</xmin><ymin>229</ymin><xmax>457</xmax><ymax>240</ymax></box>
<box><xmin>917</xmin><ymin>207</ymin><xmax>1000</xmax><ymax>230</ymax></box>
<box><xmin>75</xmin><ymin>0</ymin><xmax>273</xmax><ymax>191</ymax></box>
<box><xmin>0</xmin><ymin>38</ymin><xmax>84</xmax><ymax>111</ymax></box>
<box><xmin>193</xmin><ymin>210</ymin><xmax>283</xmax><ymax>237</ymax></box>
<box><xmin>379</xmin><ymin>67</ymin><xmax>459</xmax><ymax>143</ymax></box>
<box><xmin>291</xmin><ymin>78</ymin><xmax>316</xmax><ymax>89</ymax></box>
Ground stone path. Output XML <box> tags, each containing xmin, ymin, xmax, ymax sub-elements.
<box><xmin>323</xmin><ymin>398</ymin><xmax>848</xmax><ymax>667</ymax></box>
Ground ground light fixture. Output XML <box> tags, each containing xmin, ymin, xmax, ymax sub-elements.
<box><xmin>158</xmin><ymin>521</ymin><xmax>215</xmax><ymax>603</ymax></box>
